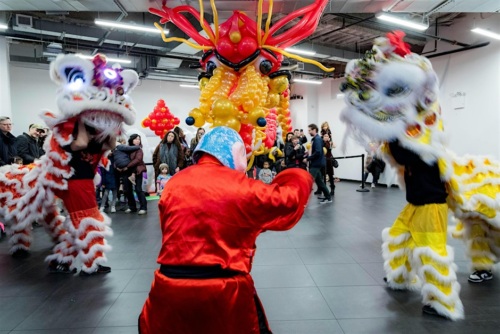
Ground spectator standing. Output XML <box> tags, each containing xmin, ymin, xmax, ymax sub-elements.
<box><xmin>285</xmin><ymin>135</ymin><xmax>307</xmax><ymax>170</ymax></box>
<box><xmin>320</xmin><ymin>121</ymin><xmax>332</xmax><ymax>137</ymax></box>
<box><xmin>123</xmin><ymin>134</ymin><xmax>148</xmax><ymax>215</ymax></box>
<box><xmin>0</xmin><ymin>116</ymin><xmax>17</xmax><ymax>166</ymax></box>
<box><xmin>15</xmin><ymin>124</ymin><xmax>44</xmax><ymax>164</ymax></box>
<box><xmin>322</xmin><ymin>133</ymin><xmax>336</xmax><ymax>196</ymax></box>
<box><xmin>99</xmin><ymin>154</ymin><xmax>118</xmax><ymax>213</ymax></box>
<box><xmin>307</xmin><ymin>123</ymin><xmax>332</xmax><ymax>203</ymax></box>
<box><xmin>174</xmin><ymin>127</ymin><xmax>189</xmax><ymax>153</ymax></box>
<box><xmin>190</xmin><ymin>127</ymin><xmax>205</xmax><ymax>152</ymax></box>
<box><xmin>156</xmin><ymin>163</ymin><xmax>171</xmax><ymax>196</ymax></box>
<box><xmin>152</xmin><ymin>131</ymin><xmax>185</xmax><ymax>179</ymax></box>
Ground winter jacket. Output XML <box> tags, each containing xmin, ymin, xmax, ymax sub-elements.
<box><xmin>113</xmin><ymin>144</ymin><xmax>140</xmax><ymax>168</ymax></box>
<box><xmin>307</xmin><ymin>134</ymin><xmax>326</xmax><ymax>168</ymax></box>
<box><xmin>127</xmin><ymin>148</ymin><xmax>147</xmax><ymax>175</ymax></box>
<box><xmin>0</xmin><ymin>131</ymin><xmax>17</xmax><ymax>166</ymax></box>
<box><xmin>285</xmin><ymin>142</ymin><xmax>307</xmax><ymax>169</ymax></box>
<box><xmin>15</xmin><ymin>132</ymin><xmax>42</xmax><ymax>164</ymax></box>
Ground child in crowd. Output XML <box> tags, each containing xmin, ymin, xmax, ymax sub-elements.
<box><xmin>156</xmin><ymin>163</ymin><xmax>171</xmax><ymax>195</ymax></box>
<box><xmin>12</xmin><ymin>156</ymin><xmax>23</xmax><ymax>165</ymax></box>
<box><xmin>184</xmin><ymin>148</ymin><xmax>193</xmax><ymax>168</ymax></box>
<box><xmin>99</xmin><ymin>155</ymin><xmax>118</xmax><ymax>213</ymax></box>
<box><xmin>258</xmin><ymin>161</ymin><xmax>274</xmax><ymax>184</ymax></box>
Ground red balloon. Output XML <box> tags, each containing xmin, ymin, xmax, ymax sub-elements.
<box><xmin>143</xmin><ymin>119</ymin><xmax>152</xmax><ymax>127</ymax></box>
<box><xmin>173</xmin><ymin>118</ymin><xmax>180</xmax><ymax>125</ymax></box>
<box><xmin>155</xmin><ymin>130</ymin><xmax>163</xmax><ymax>136</ymax></box>
<box><xmin>150</xmin><ymin>123</ymin><xmax>158</xmax><ymax>131</ymax></box>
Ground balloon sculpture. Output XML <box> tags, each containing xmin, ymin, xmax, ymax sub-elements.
<box><xmin>149</xmin><ymin>0</ymin><xmax>334</xmax><ymax>166</ymax></box>
<box><xmin>142</xmin><ymin>99</ymin><xmax>181</xmax><ymax>138</ymax></box>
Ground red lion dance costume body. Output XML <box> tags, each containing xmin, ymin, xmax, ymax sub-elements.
<box><xmin>139</xmin><ymin>126</ymin><xmax>313</xmax><ymax>333</ymax></box>
<box><xmin>4</xmin><ymin>54</ymin><xmax>138</xmax><ymax>275</ymax></box>
<box><xmin>139</xmin><ymin>0</ymin><xmax>332</xmax><ymax>332</ymax></box>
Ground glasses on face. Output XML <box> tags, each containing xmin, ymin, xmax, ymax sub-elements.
<box><xmin>0</xmin><ymin>123</ymin><xmax>12</xmax><ymax>126</ymax></box>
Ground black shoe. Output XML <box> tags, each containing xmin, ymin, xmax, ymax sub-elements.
<box><xmin>383</xmin><ymin>277</ymin><xmax>388</xmax><ymax>283</ymax></box>
<box><xmin>313</xmin><ymin>190</ymin><xmax>322</xmax><ymax>195</ymax></box>
<box><xmin>422</xmin><ymin>305</ymin><xmax>446</xmax><ymax>319</ymax></box>
<box><xmin>319</xmin><ymin>198</ymin><xmax>333</xmax><ymax>204</ymax></box>
<box><xmin>48</xmin><ymin>261</ymin><xmax>77</xmax><ymax>274</ymax></box>
<box><xmin>11</xmin><ymin>249</ymin><xmax>30</xmax><ymax>259</ymax></box>
<box><xmin>79</xmin><ymin>265</ymin><xmax>111</xmax><ymax>276</ymax></box>
<box><xmin>468</xmin><ymin>270</ymin><xmax>493</xmax><ymax>283</ymax></box>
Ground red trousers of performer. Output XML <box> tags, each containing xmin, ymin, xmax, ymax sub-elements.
<box><xmin>55</xmin><ymin>179</ymin><xmax>110</xmax><ymax>272</ymax></box>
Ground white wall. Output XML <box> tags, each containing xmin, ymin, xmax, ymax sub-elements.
<box><xmin>0</xmin><ymin>36</ymin><xmax>11</xmax><ymax>118</ymax></box>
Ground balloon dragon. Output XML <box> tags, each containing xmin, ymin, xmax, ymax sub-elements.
<box><xmin>149</xmin><ymin>0</ymin><xmax>334</xmax><ymax>167</ymax></box>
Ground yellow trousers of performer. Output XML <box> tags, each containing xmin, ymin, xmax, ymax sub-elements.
<box><xmin>454</xmin><ymin>219</ymin><xmax>500</xmax><ymax>271</ymax></box>
<box><xmin>382</xmin><ymin>203</ymin><xmax>464</xmax><ymax>320</ymax></box>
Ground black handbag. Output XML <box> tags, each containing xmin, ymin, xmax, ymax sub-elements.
<box><xmin>332</xmin><ymin>158</ymin><xmax>339</xmax><ymax>168</ymax></box>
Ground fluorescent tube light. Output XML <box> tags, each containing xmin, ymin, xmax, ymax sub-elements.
<box><xmin>179</xmin><ymin>84</ymin><xmax>199</xmax><ymax>88</ymax></box>
<box><xmin>376</xmin><ymin>13</ymin><xmax>429</xmax><ymax>31</ymax></box>
<box><xmin>293</xmin><ymin>79</ymin><xmax>322</xmax><ymax>85</ymax></box>
<box><xmin>95</xmin><ymin>19</ymin><xmax>169</xmax><ymax>35</ymax></box>
<box><xmin>471</xmin><ymin>28</ymin><xmax>500</xmax><ymax>40</ymax></box>
<box><xmin>77</xmin><ymin>54</ymin><xmax>132</xmax><ymax>64</ymax></box>
<box><xmin>0</xmin><ymin>23</ymin><xmax>7</xmax><ymax>30</ymax></box>
<box><xmin>285</xmin><ymin>48</ymin><xmax>316</xmax><ymax>56</ymax></box>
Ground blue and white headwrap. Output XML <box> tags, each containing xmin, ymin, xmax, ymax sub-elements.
<box><xmin>193</xmin><ymin>126</ymin><xmax>247</xmax><ymax>173</ymax></box>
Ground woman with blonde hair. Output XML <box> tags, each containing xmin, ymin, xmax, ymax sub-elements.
<box><xmin>320</xmin><ymin>121</ymin><xmax>332</xmax><ymax>137</ymax></box>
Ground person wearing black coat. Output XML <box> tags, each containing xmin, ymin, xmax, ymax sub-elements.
<box><xmin>307</xmin><ymin>124</ymin><xmax>331</xmax><ymax>203</ymax></box>
<box><xmin>15</xmin><ymin>124</ymin><xmax>43</xmax><ymax>164</ymax></box>
<box><xmin>0</xmin><ymin>116</ymin><xmax>17</xmax><ymax>166</ymax></box>
<box><xmin>285</xmin><ymin>136</ymin><xmax>307</xmax><ymax>170</ymax></box>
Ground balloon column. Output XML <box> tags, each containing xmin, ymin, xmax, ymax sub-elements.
<box><xmin>141</xmin><ymin>99</ymin><xmax>180</xmax><ymax>138</ymax></box>
<box><xmin>150</xmin><ymin>0</ymin><xmax>333</xmax><ymax>161</ymax></box>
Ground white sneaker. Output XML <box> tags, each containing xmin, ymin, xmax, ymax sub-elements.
<box><xmin>138</xmin><ymin>210</ymin><xmax>147</xmax><ymax>215</ymax></box>
<box><xmin>371</xmin><ymin>183</ymin><xmax>375</xmax><ymax>188</ymax></box>
<box><xmin>99</xmin><ymin>207</ymin><xmax>105</xmax><ymax>212</ymax></box>
<box><xmin>124</xmin><ymin>208</ymin><xmax>132</xmax><ymax>213</ymax></box>
<box><xmin>110</xmin><ymin>206</ymin><xmax>116</xmax><ymax>213</ymax></box>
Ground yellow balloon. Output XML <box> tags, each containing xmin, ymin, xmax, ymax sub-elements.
<box><xmin>194</xmin><ymin>117</ymin><xmax>206</xmax><ymax>127</ymax></box>
<box><xmin>199</xmin><ymin>77</ymin><xmax>209</xmax><ymax>90</ymax></box>
<box><xmin>212</xmin><ymin>99</ymin><xmax>237</xmax><ymax>118</ymax></box>
<box><xmin>225</xmin><ymin>118</ymin><xmax>241</xmax><ymax>132</ymax></box>
<box><xmin>270</xmin><ymin>76</ymin><xmax>289</xmax><ymax>94</ymax></box>
<box><xmin>266</xmin><ymin>93</ymin><xmax>280</xmax><ymax>108</ymax></box>
<box><xmin>248</xmin><ymin>107</ymin><xmax>265</xmax><ymax>125</ymax></box>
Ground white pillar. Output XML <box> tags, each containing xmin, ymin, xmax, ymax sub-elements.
<box><xmin>0</xmin><ymin>36</ymin><xmax>11</xmax><ymax>117</ymax></box>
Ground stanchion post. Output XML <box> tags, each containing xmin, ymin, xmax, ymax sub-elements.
<box><xmin>357</xmin><ymin>153</ymin><xmax>370</xmax><ymax>192</ymax></box>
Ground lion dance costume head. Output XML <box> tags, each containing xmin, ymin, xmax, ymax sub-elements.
<box><xmin>150</xmin><ymin>0</ymin><xmax>334</xmax><ymax>165</ymax></box>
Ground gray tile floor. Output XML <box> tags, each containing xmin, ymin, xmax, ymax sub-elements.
<box><xmin>1</xmin><ymin>181</ymin><xmax>500</xmax><ymax>333</ymax></box>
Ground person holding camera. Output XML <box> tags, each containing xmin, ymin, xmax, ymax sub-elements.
<box><xmin>15</xmin><ymin>124</ymin><xmax>44</xmax><ymax>164</ymax></box>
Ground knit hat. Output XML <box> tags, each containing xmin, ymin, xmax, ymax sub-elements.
<box><xmin>49</xmin><ymin>54</ymin><xmax>139</xmax><ymax>126</ymax></box>
<box><xmin>193</xmin><ymin>126</ymin><xmax>247</xmax><ymax>172</ymax></box>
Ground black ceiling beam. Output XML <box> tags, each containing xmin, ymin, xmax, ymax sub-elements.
<box><xmin>309</xmin><ymin>14</ymin><xmax>375</xmax><ymax>41</ymax></box>
<box><xmin>330</xmin><ymin>13</ymin><xmax>470</xmax><ymax>48</ymax></box>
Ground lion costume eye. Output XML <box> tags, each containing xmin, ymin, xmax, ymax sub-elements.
<box><xmin>258</xmin><ymin>59</ymin><xmax>273</xmax><ymax>75</ymax></box>
<box><xmin>64</xmin><ymin>67</ymin><xmax>86</xmax><ymax>84</ymax></box>
<box><xmin>385</xmin><ymin>84</ymin><xmax>410</xmax><ymax>97</ymax></box>
<box><xmin>206</xmin><ymin>61</ymin><xmax>217</xmax><ymax>75</ymax></box>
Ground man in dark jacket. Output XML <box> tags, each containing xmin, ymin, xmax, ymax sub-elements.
<box><xmin>307</xmin><ymin>123</ymin><xmax>331</xmax><ymax>203</ymax></box>
<box><xmin>285</xmin><ymin>136</ymin><xmax>307</xmax><ymax>170</ymax></box>
<box><xmin>0</xmin><ymin>116</ymin><xmax>17</xmax><ymax>166</ymax></box>
<box><xmin>15</xmin><ymin>124</ymin><xmax>44</xmax><ymax>164</ymax></box>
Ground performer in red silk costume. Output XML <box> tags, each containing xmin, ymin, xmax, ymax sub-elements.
<box><xmin>139</xmin><ymin>127</ymin><xmax>313</xmax><ymax>334</ymax></box>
